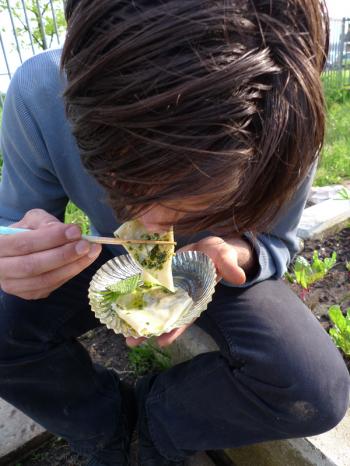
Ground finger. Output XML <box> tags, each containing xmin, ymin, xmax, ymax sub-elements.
<box><xmin>10</xmin><ymin>209</ymin><xmax>61</xmax><ymax>229</ymax></box>
<box><xmin>189</xmin><ymin>237</ymin><xmax>246</xmax><ymax>285</ymax></box>
<box><xmin>156</xmin><ymin>324</ymin><xmax>191</xmax><ymax>347</ymax></box>
<box><xmin>0</xmin><ymin>223</ymin><xmax>83</xmax><ymax>258</ymax></box>
<box><xmin>216</xmin><ymin>246</ymin><xmax>246</xmax><ymax>285</ymax></box>
<box><xmin>0</xmin><ymin>240</ymin><xmax>99</xmax><ymax>279</ymax></box>
<box><xmin>125</xmin><ymin>336</ymin><xmax>147</xmax><ymax>347</ymax></box>
<box><xmin>7</xmin><ymin>276</ymin><xmax>77</xmax><ymax>301</ymax></box>
<box><xmin>8</xmin><ymin>287</ymin><xmax>56</xmax><ymax>301</ymax></box>
<box><xmin>0</xmin><ymin>244</ymin><xmax>102</xmax><ymax>294</ymax></box>
<box><xmin>177</xmin><ymin>237</ymin><xmax>226</xmax><ymax>254</ymax></box>
<box><xmin>176</xmin><ymin>243</ymin><xmax>196</xmax><ymax>254</ymax></box>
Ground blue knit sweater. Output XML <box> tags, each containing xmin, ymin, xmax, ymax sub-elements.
<box><xmin>0</xmin><ymin>49</ymin><xmax>314</xmax><ymax>286</ymax></box>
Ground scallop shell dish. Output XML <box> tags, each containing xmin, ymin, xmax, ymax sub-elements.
<box><xmin>88</xmin><ymin>220</ymin><xmax>216</xmax><ymax>338</ymax></box>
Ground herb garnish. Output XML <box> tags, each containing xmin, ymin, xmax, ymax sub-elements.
<box><xmin>99</xmin><ymin>275</ymin><xmax>174</xmax><ymax>307</ymax></box>
<box><xmin>100</xmin><ymin>274</ymin><xmax>141</xmax><ymax>306</ymax></box>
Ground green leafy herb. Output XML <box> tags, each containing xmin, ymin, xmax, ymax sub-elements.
<box><xmin>328</xmin><ymin>305</ymin><xmax>350</xmax><ymax>356</ymax></box>
<box><xmin>100</xmin><ymin>274</ymin><xmax>141</xmax><ymax>305</ymax></box>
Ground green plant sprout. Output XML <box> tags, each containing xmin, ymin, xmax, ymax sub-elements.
<box><xmin>337</xmin><ymin>187</ymin><xmax>350</xmax><ymax>200</ymax></box>
<box><xmin>346</xmin><ymin>261</ymin><xmax>350</xmax><ymax>272</ymax></box>
<box><xmin>128</xmin><ymin>339</ymin><xmax>172</xmax><ymax>376</ymax></box>
<box><xmin>328</xmin><ymin>305</ymin><xmax>350</xmax><ymax>356</ymax></box>
<box><xmin>286</xmin><ymin>251</ymin><xmax>337</xmax><ymax>301</ymax></box>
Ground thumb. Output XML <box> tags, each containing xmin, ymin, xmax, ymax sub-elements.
<box><xmin>217</xmin><ymin>247</ymin><xmax>246</xmax><ymax>285</ymax></box>
<box><xmin>126</xmin><ymin>336</ymin><xmax>147</xmax><ymax>347</ymax></box>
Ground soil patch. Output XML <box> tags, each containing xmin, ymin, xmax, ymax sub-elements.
<box><xmin>13</xmin><ymin>228</ymin><xmax>350</xmax><ymax>465</ymax></box>
<box><xmin>289</xmin><ymin>227</ymin><xmax>350</xmax><ymax>372</ymax></box>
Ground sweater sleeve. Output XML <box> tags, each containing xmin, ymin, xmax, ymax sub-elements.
<box><xmin>222</xmin><ymin>163</ymin><xmax>316</xmax><ymax>287</ymax></box>
<box><xmin>0</xmin><ymin>67</ymin><xmax>69</xmax><ymax>226</ymax></box>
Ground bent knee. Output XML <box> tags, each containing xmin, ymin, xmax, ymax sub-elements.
<box><xmin>280</xmin><ymin>365</ymin><xmax>350</xmax><ymax>437</ymax></box>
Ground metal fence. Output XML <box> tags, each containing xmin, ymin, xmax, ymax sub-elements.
<box><xmin>0</xmin><ymin>0</ymin><xmax>66</xmax><ymax>107</ymax></box>
<box><xmin>0</xmin><ymin>5</ymin><xmax>350</xmax><ymax>108</ymax></box>
<box><xmin>323</xmin><ymin>17</ymin><xmax>350</xmax><ymax>95</ymax></box>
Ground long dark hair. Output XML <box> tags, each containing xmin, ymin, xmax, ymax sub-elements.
<box><xmin>61</xmin><ymin>0</ymin><xmax>329</xmax><ymax>234</ymax></box>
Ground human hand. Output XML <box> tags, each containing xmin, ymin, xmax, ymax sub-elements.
<box><xmin>178</xmin><ymin>235</ymin><xmax>249</xmax><ymax>285</ymax></box>
<box><xmin>0</xmin><ymin>208</ymin><xmax>102</xmax><ymax>300</ymax></box>
<box><xmin>126</xmin><ymin>235</ymin><xmax>254</xmax><ymax>348</ymax></box>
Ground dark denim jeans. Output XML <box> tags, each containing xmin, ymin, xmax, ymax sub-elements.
<box><xmin>0</xmin><ymin>248</ymin><xmax>349</xmax><ymax>459</ymax></box>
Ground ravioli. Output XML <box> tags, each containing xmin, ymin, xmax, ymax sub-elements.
<box><xmin>114</xmin><ymin>219</ymin><xmax>175</xmax><ymax>292</ymax></box>
<box><xmin>111</xmin><ymin>220</ymin><xmax>194</xmax><ymax>336</ymax></box>
<box><xmin>111</xmin><ymin>285</ymin><xmax>193</xmax><ymax>336</ymax></box>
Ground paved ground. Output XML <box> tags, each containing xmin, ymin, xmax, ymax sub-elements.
<box><xmin>0</xmin><ymin>398</ymin><xmax>45</xmax><ymax>458</ymax></box>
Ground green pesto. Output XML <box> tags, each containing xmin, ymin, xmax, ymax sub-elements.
<box><xmin>141</xmin><ymin>233</ymin><xmax>160</xmax><ymax>241</ymax></box>
<box><xmin>115</xmin><ymin>289</ymin><xmax>144</xmax><ymax>310</ymax></box>
<box><xmin>131</xmin><ymin>246</ymin><xmax>170</xmax><ymax>270</ymax></box>
<box><xmin>113</xmin><ymin>282</ymin><xmax>171</xmax><ymax>311</ymax></box>
<box><xmin>125</xmin><ymin>231</ymin><xmax>173</xmax><ymax>270</ymax></box>
<box><xmin>129</xmin><ymin>291</ymin><xmax>144</xmax><ymax>310</ymax></box>
<box><xmin>140</xmin><ymin>245</ymin><xmax>169</xmax><ymax>270</ymax></box>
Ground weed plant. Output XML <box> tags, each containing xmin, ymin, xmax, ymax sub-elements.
<box><xmin>286</xmin><ymin>251</ymin><xmax>337</xmax><ymax>301</ymax></box>
<box><xmin>128</xmin><ymin>339</ymin><xmax>172</xmax><ymax>376</ymax></box>
<box><xmin>328</xmin><ymin>305</ymin><xmax>350</xmax><ymax>356</ymax></box>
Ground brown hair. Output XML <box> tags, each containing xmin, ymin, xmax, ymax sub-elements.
<box><xmin>61</xmin><ymin>0</ymin><xmax>329</xmax><ymax>234</ymax></box>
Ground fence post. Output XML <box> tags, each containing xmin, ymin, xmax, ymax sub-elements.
<box><xmin>6</xmin><ymin>0</ymin><xmax>23</xmax><ymax>63</ymax></box>
<box><xmin>339</xmin><ymin>17</ymin><xmax>346</xmax><ymax>83</ymax></box>
<box><xmin>20</xmin><ymin>0</ymin><xmax>36</xmax><ymax>55</ymax></box>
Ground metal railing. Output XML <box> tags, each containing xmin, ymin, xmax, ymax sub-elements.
<box><xmin>0</xmin><ymin>0</ymin><xmax>66</xmax><ymax>107</ymax></box>
<box><xmin>0</xmin><ymin>6</ymin><xmax>350</xmax><ymax>108</ymax></box>
<box><xmin>323</xmin><ymin>17</ymin><xmax>350</xmax><ymax>95</ymax></box>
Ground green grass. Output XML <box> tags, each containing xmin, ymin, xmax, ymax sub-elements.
<box><xmin>323</xmin><ymin>68</ymin><xmax>350</xmax><ymax>95</ymax></box>
<box><xmin>64</xmin><ymin>201</ymin><xmax>90</xmax><ymax>233</ymax></box>
<box><xmin>315</xmin><ymin>97</ymin><xmax>350</xmax><ymax>186</ymax></box>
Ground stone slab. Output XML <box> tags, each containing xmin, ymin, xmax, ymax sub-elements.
<box><xmin>187</xmin><ymin>452</ymin><xmax>216</xmax><ymax>466</ymax></box>
<box><xmin>0</xmin><ymin>397</ymin><xmax>45</xmax><ymax>458</ymax></box>
<box><xmin>308</xmin><ymin>409</ymin><xmax>350</xmax><ymax>466</ymax></box>
<box><xmin>224</xmin><ymin>438</ymin><xmax>336</xmax><ymax>466</ymax></box>
<box><xmin>308</xmin><ymin>185</ymin><xmax>346</xmax><ymax>205</ymax></box>
<box><xmin>169</xmin><ymin>326</ymin><xmax>350</xmax><ymax>466</ymax></box>
<box><xmin>297</xmin><ymin>198</ymin><xmax>350</xmax><ymax>239</ymax></box>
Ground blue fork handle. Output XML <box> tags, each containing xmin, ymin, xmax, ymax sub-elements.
<box><xmin>0</xmin><ymin>226</ymin><xmax>93</xmax><ymax>242</ymax></box>
<box><xmin>0</xmin><ymin>226</ymin><xmax>31</xmax><ymax>235</ymax></box>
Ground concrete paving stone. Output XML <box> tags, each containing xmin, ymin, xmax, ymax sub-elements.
<box><xmin>0</xmin><ymin>397</ymin><xmax>45</xmax><ymax>458</ymax></box>
<box><xmin>186</xmin><ymin>452</ymin><xmax>216</xmax><ymax>466</ymax></box>
<box><xmin>308</xmin><ymin>410</ymin><xmax>350</xmax><ymax>466</ymax></box>
<box><xmin>224</xmin><ymin>438</ymin><xmax>337</xmax><ymax>466</ymax></box>
<box><xmin>308</xmin><ymin>185</ymin><xmax>346</xmax><ymax>205</ymax></box>
<box><xmin>297</xmin><ymin>198</ymin><xmax>350</xmax><ymax>239</ymax></box>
